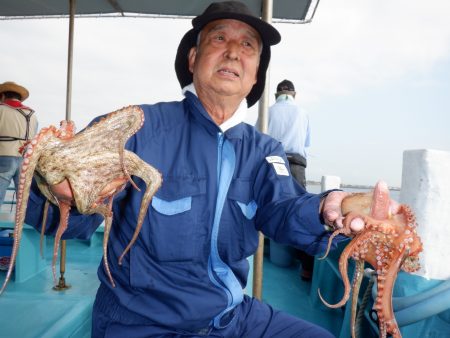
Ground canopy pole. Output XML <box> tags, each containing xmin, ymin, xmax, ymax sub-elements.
<box><xmin>55</xmin><ymin>0</ymin><xmax>76</xmax><ymax>292</ymax></box>
<box><xmin>65</xmin><ymin>0</ymin><xmax>76</xmax><ymax>121</ymax></box>
<box><xmin>53</xmin><ymin>239</ymin><xmax>71</xmax><ymax>291</ymax></box>
<box><xmin>253</xmin><ymin>0</ymin><xmax>273</xmax><ymax>301</ymax></box>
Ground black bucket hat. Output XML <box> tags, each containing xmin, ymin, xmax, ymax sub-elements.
<box><xmin>175</xmin><ymin>1</ymin><xmax>281</xmax><ymax>107</ymax></box>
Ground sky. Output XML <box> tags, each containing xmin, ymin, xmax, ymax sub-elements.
<box><xmin>1</xmin><ymin>0</ymin><xmax>449</xmax><ymax>187</ymax></box>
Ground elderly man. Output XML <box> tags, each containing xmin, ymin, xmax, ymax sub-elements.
<box><xmin>24</xmin><ymin>1</ymin><xmax>395</xmax><ymax>337</ymax></box>
<box><xmin>0</xmin><ymin>81</ymin><xmax>38</xmax><ymax>206</ymax></box>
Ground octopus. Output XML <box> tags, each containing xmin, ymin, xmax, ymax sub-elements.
<box><xmin>0</xmin><ymin>105</ymin><xmax>162</xmax><ymax>294</ymax></box>
<box><xmin>318</xmin><ymin>181</ymin><xmax>423</xmax><ymax>338</ymax></box>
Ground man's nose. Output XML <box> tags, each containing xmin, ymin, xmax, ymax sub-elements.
<box><xmin>224</xmin><ymin>41</ymin><xmax>240</xmax><ymax>60</ymax></box>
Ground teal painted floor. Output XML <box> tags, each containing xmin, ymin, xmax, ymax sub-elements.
<box><xmin>0</xmin><ymin>237</ymin><xmax>102</xmax><ymax>338</ymax></box>
<box><xmin>2</xmin><ymin>234</ymin><xmax>447</xmax><ymax>338</ymax></box>
<box><xmin>0</xmin><ymin>189</ymin><xmax>351</xmax><ymax>338</ymax></box>
<box><xmin>261</xmin><ymin>256</ymin><xmax>344</xmax><ymax>336</ymax></box>
<box><xmin>1</xmin><ymin>188</ymin><xmax>449</xmax><ymax>337</ymax></box>
<box><xmin>0</xmin><ymin>228</ymin><xmax>347</xmax><ymax>338</ymax></box>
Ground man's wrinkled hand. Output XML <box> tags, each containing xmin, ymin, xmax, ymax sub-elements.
<box><xmin>320</xmin><ymin>189</ymin><xmax>402</xmax><ymax>234</ymax></box>
<box><xmin>320</xmin><ymin>191</ymin><xmax>365</xmax><ymax>232</ymax></box>
<box><xmin>50</xmin><ymin>179</ymin><xmax>75</xmax><ymax>206</ymax></box>
<box><xmin>49</xmin><ymin>177</ymin><xmax>128</xmax><ymax>207</ymax></box>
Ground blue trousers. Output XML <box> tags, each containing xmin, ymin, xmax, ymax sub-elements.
<box><xmin>0</xmin><ymin>156</ymin><xmax>22</xmax><ymax>206</ymax></box>
<box><xmin>92</xmin><ymin>285</ymin><xmax>334</xmax><ymax>338</ymax></box>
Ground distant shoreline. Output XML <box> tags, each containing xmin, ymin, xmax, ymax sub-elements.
<box><xmin>306</xmin><ymin>180</ymin><xmax>400</xmax><ymax>191</ymax></box>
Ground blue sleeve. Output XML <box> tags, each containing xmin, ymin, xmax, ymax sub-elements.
<box><xmin>254</xmin><ymin>143</ymin><xmax>346</xmax><ymax>255</ymax></box>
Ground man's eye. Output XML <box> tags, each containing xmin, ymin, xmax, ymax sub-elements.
<box><xmin>243</xmin><ymin>41</ymin><xmax>257</xmax><ymax>50</ymax></box>
<box><xmin>214</xmin><ymin>35</ymin><xmax>225</xmax><ymax>41</ymax></box>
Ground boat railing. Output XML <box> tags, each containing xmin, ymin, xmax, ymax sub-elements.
<box><xmin>2</xmin><ymin>186</ymin><xmax>16</xmax><ymax>205</ymax></box>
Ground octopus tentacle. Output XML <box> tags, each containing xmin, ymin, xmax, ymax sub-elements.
<box><xmin>118</xmin><ymin>135</ymin><xmax>140</xmax><ymax>192</ymax></box>
<box><xmin>375</xmin><ymin>249</ymin><xmax>408</xmax><ymax>338</ymax></box>
<box><xmin>319</xmin><ymin>181</ymin><xmax>423</xmax><ymax>338</ymax></box>
<box><xmin>51</xmin><ymin>201</ymin><xmax>71</xmax><ymax>285</ymax></box>
<box><xmin>101</xmin><ymin>196</ymin><xmax>115</xmax><ymax>287</ymax></box>
<box><xmin>116</xmin><ymin>106</ymin><xmax>144</xmax><ymax>191</ymax></box>
<box><xmin>319</xmin><ymin>209</ymin><xmax>361</xmax><ymax>261</ymax></box>
<box><xmin>0</xmin><ymin>127</ymin><xmax>60</xmax><ymax>294</ymax></box>
<box><xmin>355</xmin><ymin>269</ymin><xmax>377</xmax><ymax>338</ymax></box>
<box><xmin>318</xmin><ymin>230</ymin><xmax>376</xmax><ymax>308</ymax></box>
<box><xmin>40</xmin><ymin>199</ymin><xmax>50</xmax><ymax>258</ymax></box>
<box><xmin>118</xmin><ymin>152</ymin><xmax>162</xmax><ymax>265</ymax></box>
<box><xmin>350</xmin><ymin>260</ymin><xmax>365</xmax><ymax>338</ymax></box>
<box><xmin>318</xmin><ymin>226</ymin><xmax>351</xmax><ymax>260</ymax></box>
<box><xmin>102</xmin><ymin>214</ymin><xmax>114</xmax><ymax>286</ymax></box>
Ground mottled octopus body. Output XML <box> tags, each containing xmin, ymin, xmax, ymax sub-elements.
<box><xmin>0</xmin><ymin>105</ymin><xmax>162</xmax><ymax>294</ymax></box>
<box><xmin>319</xmin><ymin>181</ymin><xmax>423</xmax><ymax>338</ymax></box>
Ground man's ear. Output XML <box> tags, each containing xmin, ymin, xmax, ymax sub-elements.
<box><xmin>188</xmin><ymin>47</ymin><xmax>197</xmax><ymax>73</ymax></box>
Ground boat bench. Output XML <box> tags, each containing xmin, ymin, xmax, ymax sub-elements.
<box><xmin>310</xmin><ymin>240</ymin><xmax>450</xmax><ymax>338</ymax></box>
<box><xmin>0</xmin><ymin>213</ymin><xmax>47</xmax><ymax>283</ymax></box>
<box><xmin>0</xmin><ymin>212</ymin><xmax>104</xmax><ymax>283</ymax></box>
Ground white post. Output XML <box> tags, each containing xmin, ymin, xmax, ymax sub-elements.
<box><xmin>321</xmin><ymin>175</ymin><xmax>341</xmax><ymax>192</ymax></box>
<box><xmin>400</xmin><ymin>149</ymin><xmax>450</xmax><ymax>280</ymax></box>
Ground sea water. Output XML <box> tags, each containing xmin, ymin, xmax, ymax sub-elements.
<box><xmin>306</xmin><ymin>182</ymin><xmax>400</xmax><ymax>201</ymax></box>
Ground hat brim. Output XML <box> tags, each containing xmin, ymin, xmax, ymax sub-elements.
<box><xmin>193</xmin><ymin>12</ymin><xmax>281</xmax><ymax>46</ymax></box>
<box><xmin>0</xmin><ymin>82</ymin><xmax>29</xmax><ymax>101</ymax></box>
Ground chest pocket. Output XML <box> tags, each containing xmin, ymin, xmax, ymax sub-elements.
<box><xmin>220</xmin><ymin>178</ymin><xmax>259</xmax><ymax>261</ymax></box>
<box><xmin>147</xmin><ymin>176</ymin><xmax>206</xmax><ymax>262</ymax></box>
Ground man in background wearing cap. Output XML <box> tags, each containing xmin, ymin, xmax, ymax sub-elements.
<box><xmin>23</xmin><ymin>2</ymin><xmax>398</xmax><ymax>337</ymax></box>
<box><xmin>0</xmin><ymin>81</ymin><xmax>38</xmax><ymax>206</ymax></box>
<box><xmin>266</xmin><ymin>79</ymin><xmax>314</xmax><ymax>281</ymax></box>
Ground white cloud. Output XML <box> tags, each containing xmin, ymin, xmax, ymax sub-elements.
<box><xmin>271</xmin><ymin>0</ymin><xmax>450</xmax><ymax>103</ymax></box>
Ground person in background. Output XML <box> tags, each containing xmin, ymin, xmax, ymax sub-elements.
<box><xmin>268</xmin><ymin>80</ymin><xmax>310</xmax><ymax>188</ymax></box>
<box><xmin>0</xmin><ymin>81</ymin><xmax>38</xmax><ymax>206</ymax></box>
<box><xmin>266</xmin><ymin>79</ymin><xmax>314</xmax><ymax>281</ymax></box>
<box><xmin>24</xmin><ymin>2</ymin><xmax>400</xmax><ymax>337</ymax></box>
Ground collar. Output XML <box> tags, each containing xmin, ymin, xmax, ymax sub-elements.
<box><xmin>0</xmin><ymin>99</ymin><xmax>31</xmax><ymax>110</ymax></box>
<box><xmin>276</xmin><ymin>94</ymin><xmax>295</xmax><ymax>102</ymax></box>
<box><xmin>182</xmin><ymin>83</ymin><xmax>247</xmax><ymax>132</ymax></box>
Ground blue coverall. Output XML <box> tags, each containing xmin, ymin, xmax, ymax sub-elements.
<box><xmin>25</xmin><ymin>92</ymin><xmax>341</xmax><ymax>337</ymax></box>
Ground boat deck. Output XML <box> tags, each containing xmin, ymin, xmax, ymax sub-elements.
<box><xmin>0</xmin><ymin>210</ymin><xmax>348</xmax><ymax>338</ymax></box>
<box><xmin>1</xmin><ymin>207</ymin><xmax>448</xmax><ymax>337</ymax></box>
<box><xmin>261</xmin><ymin>252</ymin><xmax>344</xmax><ymax>335</ymax></box>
